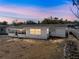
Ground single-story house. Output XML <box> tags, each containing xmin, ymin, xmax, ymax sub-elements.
<box><xmin>7</xmin><ymin>24</ymin><xmax>68</xmax><ymax>39</ymax></box>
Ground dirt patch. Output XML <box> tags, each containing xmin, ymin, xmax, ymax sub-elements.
<box><xmin>0</xmin><ymin>38</ymin><xmax>65</xmax><ymax>59</ymax></box>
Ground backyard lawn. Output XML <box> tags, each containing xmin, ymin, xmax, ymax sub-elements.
<box><xmin>0</xmin><ymin>37</ymin><xmax>65</xmax><ymax>59</ymax></box>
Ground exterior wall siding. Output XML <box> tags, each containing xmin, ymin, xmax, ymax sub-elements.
<box><xmin>25</xmin><ymin>27</ymin><xmax>49</xmax><ymax>39</ymax></box>
<box><xmin>50</xmin><ymin>27</ymin><xmax>66</xmax><ymax>37</ymax></box>
<box><xmin>7</xmin><ymin>25</ymin><xmax>67</xmax><ymax>39</ymax></box>
<box><xmin>8</xmin><ymin>33</ymin><xmax>17</xmax><ymax>37</ymax></box>
<box><xmin>55</xmin><ymin>27</ymin><xmax>66</xmax><ymax>37</ymax></box>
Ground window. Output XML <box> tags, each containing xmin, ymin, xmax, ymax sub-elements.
<box><xmin>18</xmin><ymin>31</ymin><xmax>26</xmax><ymax>34</ymax></box>
<box><xmin>47</xmin><ymin>28</ymin><xmax>49</xmax><ymax>34</ymax></box>
<box><xmin>17</xmin><ymin>29</ymin><xmax>26</xmax><ymax>34</ymax></box>
<box><xmin>30</xmin><ymin>29</ymin><xmax>41</xmax><ymax>35</ymax></box>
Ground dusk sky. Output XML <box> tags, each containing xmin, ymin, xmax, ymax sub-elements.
<box><xmin>0</xmin><ymin>0</ymin><xmax>77</xmax><ymax>23</ymax></box>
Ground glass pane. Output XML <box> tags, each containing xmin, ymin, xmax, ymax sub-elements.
<box><xmin>30</xmin><ymin>29</ymin><xmax>41</xmax><ymax>35</ymax></box>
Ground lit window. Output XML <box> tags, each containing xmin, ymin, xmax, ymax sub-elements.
<box><xmin>30</xmin><ymin>29</ymin><xmax>41</xmax><ymax>35</ymax></box>
<box><xmin>47</xmin><ymin>28</ymin><xmax>49</xmax><ymax>34</ymax></box>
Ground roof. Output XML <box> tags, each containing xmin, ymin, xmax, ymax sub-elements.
<box><xmin>0</xmin><ymin>25</ymin><xmax>9</xmax><ymax>28</ymax></box>
<box><xmin>7</xmin><ymin>24</ymin><xmax>68</xmax><ymax>29</ymax></box>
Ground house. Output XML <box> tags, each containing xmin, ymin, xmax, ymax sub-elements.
<box><xmin>7</xmin><ymin>24</ymin><xmax>68</xmax><ymax>39</ymax></box>
<box><xmin>0</xmin><ymin>25</ymin><xmax>8</xmax><ymax>35</ymax></box>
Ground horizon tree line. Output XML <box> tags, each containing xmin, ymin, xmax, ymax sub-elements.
<box><xmin>0</xmin><ymin>16</ymin><xmax>79</xmax><ymax>26</ymax></box>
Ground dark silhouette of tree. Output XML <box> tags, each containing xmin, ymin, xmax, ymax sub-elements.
<box><xmin>64</xmin><ymin>19</ymin><xmax>68</xmax><ymax>24</ymax></box>
<box><xmin>41</xmin><ymin>16</ymin><xmax>74</xmax><ymax>24</ymax></box>
<box><xmin>16</xmin><ymin>22</ymin><xmax>24</xmax><ymax>25</ymax></box>
<box><xmin>2</xmin><ymin>21</ymin><xmax>8</xmax><ymax>25</ymax></box>
<box><xmin>73</xmin><ymin>20</ymin><xmax>79</xmax><ymax>25</ymax></box>
<box><xmin>38</xmin><ymin>20</ymin><xmax>41</xmax><ymax>24</ymax></box>
<box><xmin>12</xmin><ymin>21</ymin><xmax>24</xmax><ymax>26</ymax></box>
<box><xmin>12</xmin><ymin>21</ymin><xmax>17</xmax><ymax>26</ymax></box>
<box><xmin>59</xmin><ymin>18</ymin><xmax>64</xmax><ymax>24</ymax></box>
<box><xmin>41</xmin><ymin>18</ymin><xmax>53</xmax><ymax>24</ymax></box>
<box><xmin>72</xmin><ymin>0</ymin><xmax>79</xmax><ymax>18</ymax></box>
<box><xmin>54</xmin><ymin>17</ymin><xmax>59</xmax><ymax>20</ymax></box>
<box><xmin>9</xmin><ymin>16</ymin><xmax>79</xmax><ymax>25</ymax></box>
<box><xmin>0</xmin><ymin>21</ymin><xmax>8</xmax><ymax>25</ymax></box>
<box><xmin>26</xmin><ymin>20</ymin><xmax>37</xmax><ymax>24</ymax></box>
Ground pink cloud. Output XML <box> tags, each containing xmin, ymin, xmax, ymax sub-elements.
<box><xmin>0</xmin><ymin>2</ymin><xmax>77</xmax><ymax>23</ymax></box>
<box><xmin>47</xmin><ymin>3</ymin><xmax>77</xmax><ymax>21</ymax></box>
<box><xmin>0</xmin><ymin>17</ymin><xmax>25</xmax><ymax>24</ymax></box>
<box><xmin>0</xmin><ymin>6</ymin><xmax>49</xmax><ymax>18</ymax></box>
<box><xmin>0</xmin><ymin>17</ymin><xmax>14</xmax><ymax>23</ymax></box>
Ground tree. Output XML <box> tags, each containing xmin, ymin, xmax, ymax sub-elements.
<box><xmin>0</xmin><ymin>21</ymin><xmax>8</xmax><ymax>25</ymax></box>
<box><xmin>73</xmin><ymin>20</ymin><xmax>79</xmax><ymax>25</ymax></box>
<box><xmin>72</xmin><ymin>0</ymin><xmax>79</xmax><ymax>18</ymax></box>
<box><xmin>52</xmin><ymin>17</ymin><xmax>60</xmax><ymax>24</ymax></box>
<box><xmin>16</xmin><ymin>22</ymin><xmax>24</xmax><ymax>25</ymax></box>
<box><xmin>38</xmin><ymin>20</ymin><xmax>41</xmax><ymax>24</ymax></box>
<box><xmin>12</xmin><ymin>21</ymin><xmax>17</xmax><ymax>26</ymax></box>
<box><xmin>12</xmin><ymin>21</ymin><xmax>24</xmax><ymax>26</ymax></box>
<box><xmin>26</xmin><ymin>20</ymin><xmax>37</xmax><ymax>24</ymax></box>
<box><xmin>41</xmin><ymin>18</ymin><xmax>52</xmax><ymax>24</ymax></box>
<box><xmin>41</xmin><ymin>17</ymin><xmax>73</xmax><ymax>24</ymax></box>
<box><xmin>59</xmin><ymin>18</ymin><xmax>64</xmax><ymax>24</ymax></box>
<box><xmin>64</xmin><ymin>19</ymin><xmax>68</xmax><ymax>24</ymax></box>
<box><xmin>54</xmin><ymin>17</ymin><xmax>59</xmax><ymax>20</ymax></box>
<box><xmin>2</xmin><ymin>21</ymin><xmax>8</xmax><ymax>25</ymax></box>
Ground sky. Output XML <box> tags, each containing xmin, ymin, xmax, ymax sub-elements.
<box><xmin>0</xmin><ymin>0</ymin><xmax>78</xmax><ymax>23</ymax></box>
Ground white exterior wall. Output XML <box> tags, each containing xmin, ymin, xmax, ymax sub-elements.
<box><xmin>18</xmin><ymin>34</ymin><xmax>26</xmax><ymax>38</ymax></box>
<box><xmin>7</xmin><ymin>25</ymin><xmax>67</xmax><ymax>39</ymax></box>
<box><xmin>7</xmin><ymin>28</ymin><xmax>18</xmax><ymax>37</ymax></box>
<box><xmin>55</xmin><ymin>27</ymin><xmax>66</xmax><ymax>37</ymax></box>
<box><xmin>25</xmin><ymin>27</ymin><xmax>49</xmax><ymax>39</ymax></box>
<box><xmin>50</xmin><ymin>27</ymin><xmax>66</xmax><ymax>37</ymax></box>
<box><xmin>8</xmin><ymin>33</ymin><xmax>17</xmax><ymax>37</ymax></box>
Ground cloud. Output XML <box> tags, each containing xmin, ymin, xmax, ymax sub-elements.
<box><xmin>0</xmin><ymin>6</ymin><xmax>48</xmax><ymax>18</ymax></box>
<box><xmin>47</xmin><ymin>3</ymin><xmax>77</xmax><ymax>21</ymax></box>
<box><xmin>0</xmin><ymin>2</ymin><xmax>77</xmax><ymax>23</ymax></box>
<box><xmin>0</xmin><ymin>17</ymin><xmax>26</xmax><ymax>24</ymax></box>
